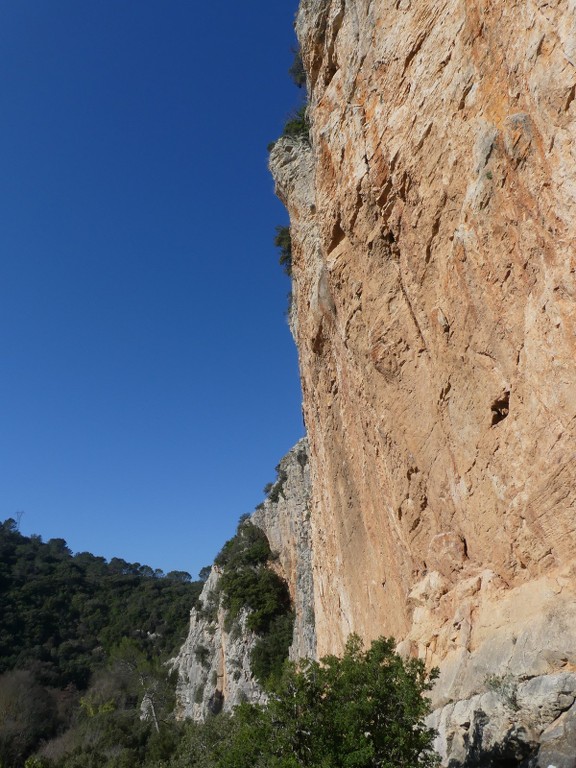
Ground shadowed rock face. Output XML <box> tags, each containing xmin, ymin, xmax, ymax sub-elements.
<box><xmin>431</xmin><ymin>673</ymin><xmax>576</xmax><ymax>767</ymax></box>
<box><xmin>270</xmin><ymin>0</ymin><xmax>576</xmax><ymax>764</ymax></box>
<box><xmin>252</xmin><ymin>439</ymin><xmax>315</xmax><ymax>663</ymax></box>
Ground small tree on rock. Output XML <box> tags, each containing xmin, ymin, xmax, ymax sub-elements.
<box><xmin>274</xmin><ymin>226</ymin><xmax>292</xmax><ymax>277</ymax></box>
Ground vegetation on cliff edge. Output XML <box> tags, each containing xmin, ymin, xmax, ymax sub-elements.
<box><xmin>213</xmin><ymin>518</ymin><xmax>294</xmax><ymax>687</ymax></box>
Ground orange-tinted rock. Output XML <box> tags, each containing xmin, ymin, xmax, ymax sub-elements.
<box><xmin>271</xmin><ymin>0</ymin><xmax>576</xmax><ymax>708</ymax></box>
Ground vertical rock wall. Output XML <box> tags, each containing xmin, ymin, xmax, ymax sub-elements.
<box><xmin>270</xmin><ymin>0</ymin><xmax>576</xmax><ymax>763</ymax></box>
<box><xmin>252</xmin><ymin>439</ymin><xmax>316</xmax><ymax>662</ymax></box>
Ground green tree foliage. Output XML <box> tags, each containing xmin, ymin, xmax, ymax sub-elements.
<box><xmin>0</xmin><ymin>518</ymin><xmax>202</xmax><ymax>767</ymax></box>
<box><xmin>213</xmin><ymin>520</ymin><xmax>294</xmax><ymax>688</ymax></box>
<box><xmin>166</xmin><ymin>714</ymin><xmax>241</xmax><ymax>768</ymax></box>
<box><xmin>282</xmin><ymin>104</ymin><xmax>310</xmax><ymax>142</ymax></box>
<box><xmin>289</xmin><ymin>47</ymin><xmax>306</xmax><ymax>89</ymax></box>
<box><xmin>215</xmin><ymin>635</ymin><xmax>439</xmax><ymax>768</ymax></box>
<box><xmin>221</xmin><ymin>565</ymin><xmax>290</xmax><ymax>634</ymax></box>
<box><xmin>26</xmin><ymin>635</ymin><xmax>438</xmax><ymax>768</ymax></box>
<box><xmin>0</xmin><ymin>518</ymin><xmax>202</xmax><ymax>689</ymax></box>
<box><xmin>32</xmin><ymin>636</ymin><xmax>182</xmax><ymax>768</ymax></box>
<box><xmin>41</xmin><ymin>650</ymin><xmax>180</xmax><ymax>767</ymax></box>
<box><xmin>268</xmin><ymin>44</ymin><xmax>309</xmax><ymax>152</ymax></box>
<box><xmin>263</xmin><ymin>460</ymin><xmax>290</xmax><ymax>501</ymax></box>
<box><xmin>198</xmin><ymin>566</ymin><xmax>212</xmax><ymax>583</ymax></box>
<box><xmin>162</xmin><ymin>635</ymin><xmax>438</xmax><ymax>768</ymax></box>
<box><xmin>249</xmin><ymin>613</ymin><xmax>294</xmax><ymax>686</ymax></box>
<box><xmin>214</xmin><ymin>522</ymin><xmax>271</xmax><ymax>571</ymax></box>
<box><xmin>0</xmin><ymin>670</ymin><xmax>58</xmax><ymax>768</ymax></box>
<box><xmin>165</xmin><ymin>571</ymin><xmax>193</xmax><ymax>584</ymax></box>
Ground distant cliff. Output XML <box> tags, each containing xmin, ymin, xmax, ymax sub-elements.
<box><xmin>173</xmin><ymin>439</ymin><xmax>313</xmax><ymax>720</ymax></box>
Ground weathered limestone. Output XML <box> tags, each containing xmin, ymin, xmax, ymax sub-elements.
<box><xmin>271</xmin><ymin>0</ymin><xmax>576</xmax><ymax>763</ymax></box>
<box><xmin>430</xmin><ymin>673</ymin><xmax>576</xmax><ymax>767</ymax></box>
<box><xmin>172</xmin><ymin>568</ymin><xmax>264</xmax><ymax>721</ymax></box>
<box><xmin>253</xmin><ymin>439</ymin><xmax>315</xmax><ymax>662</ymax></box>
<box><xmin>173</xmin><ymin>439</ymin><xmax>313</xmax><ymax>719</ymax></box>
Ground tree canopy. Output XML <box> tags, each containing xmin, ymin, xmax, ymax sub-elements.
<box><xmin>166</xmin><ymin>635</ymin><xmax>439</xmax><ymax>768</ymax></box>
<box><xmin>0</xmin><ymin>518</ymin><xmax>202</xmax><ymax>689</ymax></box>
<box><xmin>0</xmin><ymin>518</ymin><xmax>202</xmax><ymax>768</ymax></box>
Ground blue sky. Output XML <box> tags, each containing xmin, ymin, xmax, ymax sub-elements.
<box><xmin>0</xmin><ymin>1</ymin><xmax>304</xmax><ymax>578</ymax></box>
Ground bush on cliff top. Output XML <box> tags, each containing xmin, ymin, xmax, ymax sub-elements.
<box><xmin>282</xmin><ymin>103</ymin><xmax>310</xmax><ymax>141</ymax></box>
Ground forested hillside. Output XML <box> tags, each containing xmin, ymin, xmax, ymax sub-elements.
<box><xmin>0</xmin><ymin>518</ymin><xmax>438</xmax><ymax>768</ymax></box>
<box><xmin>0</xmin><ymin>518</ymin><xmax>202</xmax><ymax>767</ymax></box>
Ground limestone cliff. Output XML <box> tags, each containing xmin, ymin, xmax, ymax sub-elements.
<box><xmin>173</xmin><ymin>439</ymin><xmax>313</xmax><ymax>720</ymax></box>
<box><xmin>252</xmin><ymin>440</ymin><xmax>315</xmax><ymax>662</ymax></box>
<box><xmin>270</xmin><ymin>0</ymin><xmax>576</xmax><ymax>764</ymax></box>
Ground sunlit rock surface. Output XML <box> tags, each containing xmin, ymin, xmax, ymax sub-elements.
<box><xmin>270</xmin><ymin>0</ymin><xmax>576</xmax><ymax>764</ymax></box>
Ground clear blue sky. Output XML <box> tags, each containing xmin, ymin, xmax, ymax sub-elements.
<box><xmin>0</xmin><ymin>1</ymin><xmax>304</xmax><ymax>578</ymax></box>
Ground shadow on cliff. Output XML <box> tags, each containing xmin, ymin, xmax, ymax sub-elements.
<box><xmin>447</xmin><ymin>710</ymin><xmax>538</xmax><ymax>768</ymax></box>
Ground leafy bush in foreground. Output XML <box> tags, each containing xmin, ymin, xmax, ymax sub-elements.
<box><xmin>169</xmin><ymin>634</ymin><xmax>439</xmax><ymax>768</ymax></box>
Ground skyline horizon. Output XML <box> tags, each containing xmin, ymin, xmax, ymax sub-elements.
<box><xmin>1</xmin><ymin>0</ymin><xmax>305</xmax><ymax>578</ymax></box>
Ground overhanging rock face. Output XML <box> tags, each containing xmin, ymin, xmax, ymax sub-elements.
<box><xmin>270</xmin><ymin>0</ymin><xmax>576</xmax><ymax>764</ymax></box>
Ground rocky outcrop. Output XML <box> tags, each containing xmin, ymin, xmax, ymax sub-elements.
<box><xmin>252</xmin><ymin>439</ymin><xmax>315</xmax><ymax>661</ymax></box>
<box><xmin>270</xmin><ymin>0</ymin><xmax>576</xmax><ymax>763</ymax></box>
<box><xmin>173</xmin><ymin>439</ymin><xmax>313</xmax><ymax>720</ymax></box>
<box><xmin>431</xmin><ymin>672</ymin><xmax>576</xmax><ymax>767</ymax></box>
<box><xmin>172</xmin><ymin>566</ymin><xmax>264</xmax><ymax>720</ymax></box>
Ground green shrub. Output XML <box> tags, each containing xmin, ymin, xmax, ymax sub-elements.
<box><xmin>250</xmin><ymin>613</ymin><xmax>294</xmax><ymax>686</ymax></box>
<box><xmin>194</xmin><ymin>646</ymin><xmax>210</xmax><ymax>668</ymax></box>
<box><xmin>289</xmin><ymin>47</ymin><xmax>306</xmax><ymax>89</ymax></box>
<box><xmin>214</xmin><ymin>522</ymin><xmax>270</xmax><ymax>571</ymax></box>
<box><xmin>485</xmin><ymin>673</ymin><xmax>519</xmax><ymax>710</ymax></box>
<box><xmin>262</xmin><ymin>461</ymin><xmax>289</xmax><ymax>502</ymax></box>
<box><xmin>220</xmin><ymin>564</ymin><xmax>290</xmax><ymax>635</ymax></box>
<box><xmin>212</xmin><ymin>519</ymin><xmax>293</xmax><ymax>689</ymax></box>
<box><xmin>213</xmin><ymin>635</ymin><xmax>439</xmax><ymax>768</ymax></box>
<box><xmin>282</xmin><ymin>103</ymin><xmax>310</xmax><ymax>141</ymax></box>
